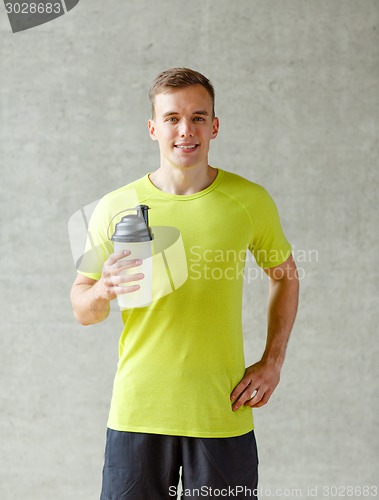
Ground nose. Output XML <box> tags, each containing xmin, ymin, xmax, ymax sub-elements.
<box><xmin>179</xmin><ymin>118</ymin><xmax>194</xmax><ymax>137</ymax></box>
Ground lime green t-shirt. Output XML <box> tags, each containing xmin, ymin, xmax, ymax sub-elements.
<box><xmin>79</xmin><ymin>169</ymin><xmax>292</xmax><ymax>437</ymax></box>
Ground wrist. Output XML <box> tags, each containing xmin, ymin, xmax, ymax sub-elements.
<box><xmin>94</xmin><ymin>278</ymin><xmax>112</xmax><ymax>302</ymax></box>
<box><xmin>261</xmin><ymin>350</ymin><xmax>285</xmax><ymax>370</ymax></box>
<box><xmin>89</xmin><ymin>281</ymin><xmax>111</xmax><ymax>314</ymax></box>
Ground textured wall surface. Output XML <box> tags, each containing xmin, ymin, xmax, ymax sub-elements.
<box><xmin>0</xmin><ymin>1</ymin><xmax>378</xmax><ymax>499</ymax></box>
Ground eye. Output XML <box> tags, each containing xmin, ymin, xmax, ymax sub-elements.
<box><xmin>165</xmin><ymin>117</ymin><xmax>178</xmax><ymax>123</ymax></box>
<box><xmin>193</xmin><ymin>116</ymin><xmax>205</xmax><ymax>122</ymax></box>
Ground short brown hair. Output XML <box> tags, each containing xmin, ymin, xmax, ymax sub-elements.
<box><xmin>149</xmin><ymin>67</ymin><xmax>215</xmax><ymax>118</ymax></box>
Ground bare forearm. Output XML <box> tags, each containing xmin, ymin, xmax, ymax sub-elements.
<box><xmin>230</xmin><ymin>256</ymin><xmax>299</xmax><ymax>410</ymax></box>
<box><xmin>70</xmin><ymin>281</ymin><xmax>110</xmax><ymax>326</ymax></box>
<box><xmin>262</xmin><ymin>274</ymin><xmax>299</xmax><ymax>368</ymax></box>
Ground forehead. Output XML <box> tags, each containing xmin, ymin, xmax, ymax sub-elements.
<box><xmin>153</xmin><ymin>85</ymin><xmax>213</xmax><ymax>115</ymax></box>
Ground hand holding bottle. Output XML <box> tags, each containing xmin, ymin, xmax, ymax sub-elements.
<box><xmin>98</xmin><ymin>250</ymin><xmax>144</xmax><ymax>302</ymax></box>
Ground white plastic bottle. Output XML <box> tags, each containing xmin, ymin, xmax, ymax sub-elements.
<box><xmin>111</xmin><ymin>205</ymin><xmax>154</xmax><ymax>309</ymax></box>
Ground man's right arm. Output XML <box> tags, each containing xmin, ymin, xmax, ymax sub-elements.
<box><xmin>70</xmin><ymin>250</ymin><xmax>144</xmax><ymax>326</ymax></box>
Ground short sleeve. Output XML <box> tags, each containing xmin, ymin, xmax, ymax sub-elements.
<box><xmin>77</xmin><ymin>197</ymin><xmax>113</xmax><ymax>280</ymax></box>
<box><xmin>248</xmin><ymin>187</ymin><xmax>292</xmax><ymax>268</ymax></box>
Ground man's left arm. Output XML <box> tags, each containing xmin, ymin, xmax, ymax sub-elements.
<box><xmin>231</xmin><ymin>254</ymin><xmax>299</xmax><ymax>411</ymax></box>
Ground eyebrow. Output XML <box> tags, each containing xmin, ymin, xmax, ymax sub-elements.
<box><xmin>162</xmin><ymin>110</ymin><xmax>209</xmax><ymax>118</ymax></box>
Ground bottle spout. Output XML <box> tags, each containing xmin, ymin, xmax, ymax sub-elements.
<box><xmin>138</xmin><ymin>205</ymin><xmax>150</xmax><ymax>228</ymax></box>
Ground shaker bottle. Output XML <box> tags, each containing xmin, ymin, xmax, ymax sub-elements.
<box><xmin>111</xmin><ymin>205</ymin><xmax>154</xmax><ymax>309</ymax></box>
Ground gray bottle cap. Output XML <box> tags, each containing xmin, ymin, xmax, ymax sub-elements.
<box><xmin>111</xmin><ymin>205</ymin><xmax>154</xmax><ymax>243</ymax></box>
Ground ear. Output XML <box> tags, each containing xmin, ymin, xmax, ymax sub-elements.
<box><xmin>148</xmin><ymin>119</ymin><xmax>158</xmax><ymax>141</ymax></box>
<box><xmin>211</xmin><ymin>117</ymin><xmax>219</xmax><ymax>140</ymax></box>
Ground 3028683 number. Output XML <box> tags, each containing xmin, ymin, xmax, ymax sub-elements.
<box><xmin>5</xmin><ymin>2</ymin><xmax>62</xmax><ymax>14</ymax></box>
<box><xmin>322</xmin><ymin>485</ymin><xmax>378</xmax><ymax>497</ymax></box>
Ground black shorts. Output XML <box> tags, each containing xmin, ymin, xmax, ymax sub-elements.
<box><xmin>100</xmin><ymin>428</ymin><xmax>259</xmax><ymax>500</ymax></box>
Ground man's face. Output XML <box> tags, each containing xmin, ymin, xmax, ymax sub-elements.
<box><xmin>148</xmin><ymin>85</ymin><xmax>219</xmax><ymax>170</ymax></box>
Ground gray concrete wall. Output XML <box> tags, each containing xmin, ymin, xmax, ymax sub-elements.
<box><xmin>1</xmin><ymin>1</ymin><xmax>378</xmax><ymax>499</ymax></box>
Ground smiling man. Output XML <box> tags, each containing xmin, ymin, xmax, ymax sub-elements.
<box><xmin>148</xmin><ymin>81</ymin><xmax>219</xmax><ymax>194</ymax></box>
<box><xmin>70</xmin><ymin>68</ymin><xmax>299</xmax><ymax>499</ymax></box>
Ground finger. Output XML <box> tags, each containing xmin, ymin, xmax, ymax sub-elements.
<box><xmin>230</xmin><ymin>378</ymin><xmax>252</xmax><ymax>403</ymax></box>
<box><xmin>112</xmin><ymin>272</ymin><xmax>145</xmax><ymax>286</ymax></box>
<box><xmin>244</xmin><ymin>389</ymin><xmax>263</xmax><ymax>408</ymax></box>
<box><xmin>250</xmin><ymin>392</ymin><xmax>272</xmax><ymax>408</ymax></box>
<box><xmin>249</xmin><ymin>389</ymin><xmax>258</xmax><ymax>400</ymax></box>
<box><xmin>107</xmin><ymin>250</ymin><xmax>132</xmax><ymax>266</ymax></box>
<box><xmin>231</xmin><ymin>386</ymin><xmax>259</xmax><ymax>412</ymax></box>
<box><xmin>111</xmin><ymin>259</ymin><xmax>143</xmax><ymax>273</ymax></box>
<box><xmin>113</xmin><ymin>283</ymin><xmax>141</xmax><ymax>295</ymax></box>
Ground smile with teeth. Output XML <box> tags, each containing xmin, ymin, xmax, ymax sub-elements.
<box><xmin>175</xmin><ymin>144</ymin><xmax>199</xmax><ymax>150</ymax></box>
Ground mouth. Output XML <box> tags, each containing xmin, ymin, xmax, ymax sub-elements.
<box><xmin>174</xmin><ymin>144</ymin><xmax>199</xmax><ymax>152</ymax></box>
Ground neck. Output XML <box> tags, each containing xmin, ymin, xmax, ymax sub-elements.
<box><xmin>149</xmin><ymin>164</ymin><xmax>218</xmax><ymax>195</ymax></box>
